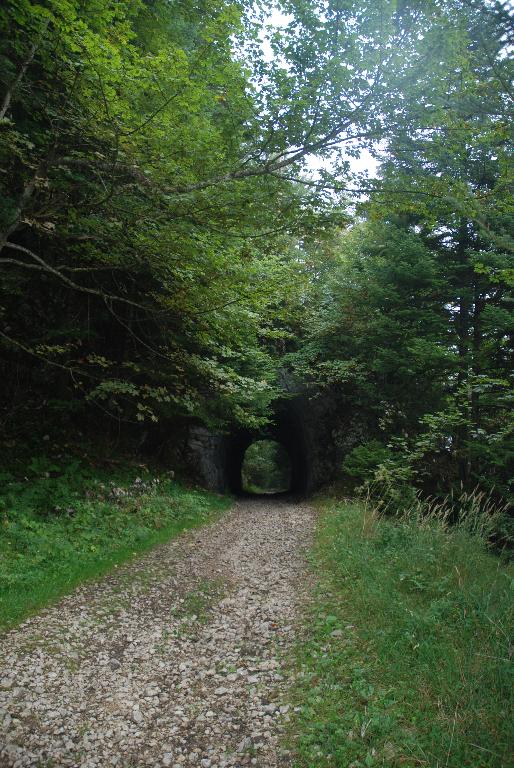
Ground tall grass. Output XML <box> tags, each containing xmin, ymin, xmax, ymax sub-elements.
<box><xmin>367</xmin><ymin>483</ymin><xmax>512</xmax><ymax>547</ymax></box>
<box><xmin>288</xmin><ymin>497</ymin><xmax>513</xmax><ymax>768</ymax></box>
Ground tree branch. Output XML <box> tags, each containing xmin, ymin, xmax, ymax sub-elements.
<box><xmin>1</xmin><ymin>37</ymin><xmax>39</xmax><ymax>120</ymax></box>
<box><xmin>1</xmin><ymin>241</ymin><xmax>155</xmax><ymax>310</ymax></box>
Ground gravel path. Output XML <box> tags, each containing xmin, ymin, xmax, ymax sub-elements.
<box><xmin>0</xmin><ymin>498</ymin><xmax>314</xmax><ymax>768</ymax></box>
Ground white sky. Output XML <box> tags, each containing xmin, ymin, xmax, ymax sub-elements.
<box><xmin>305</xmin><ymin>149</ymin><xmax>379</xmax><ymax>178</ymax></box>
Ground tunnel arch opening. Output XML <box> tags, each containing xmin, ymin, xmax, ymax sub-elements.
<box><xmin>224</xmin><ymin>399</ymin><xmax>311</xmax><ymax>496</ymax></box>
<box><xmin>241</xmin><ymin>439</ymin><xmax>292</xmax><ymax>495</ymax></box>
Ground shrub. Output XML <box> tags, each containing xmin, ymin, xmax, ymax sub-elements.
<box><xmin>342</xmin><ymin>440</ymin><xmax>393</xmax><ymax>483</ymax></box>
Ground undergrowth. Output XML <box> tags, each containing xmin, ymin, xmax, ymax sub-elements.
<box><xmin>0</xmin><ymin>454</ymin><xmax>230</xmax><ymax>632</ymax></box>
<box><xmin>289</xmin><ymin>499</ymin><xmax>513</xmax><ymax>768</ymax></box>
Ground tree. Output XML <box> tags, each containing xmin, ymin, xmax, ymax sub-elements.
<box><xmin>293</xmin><ymin>0</ymin><xmax>513</xmax><ymax>500</ymax></box>
<box><xmin>0</xmin><ymin>0</ymin><xmax>435</xmax><ymax>439</ymax></box>
<box><xmin>0</xmin><ymin>0</ymin><xmax>314</xmax><ymax>435</ymax></box>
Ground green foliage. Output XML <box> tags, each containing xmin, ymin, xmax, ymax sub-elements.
<box><xmin>0</xmin><ymin>455</ymin><xmax>92</xmax><ymax>517</ymax></box>
<box><xmin>293</xmin><ymin>220</ymin><xmax>452</xmax><ymax>429</ymax></box>
<box><xmin>0</xmin><ymin>457</ymin><xmax>230</xmax><ymax>630</ymax></box>
<box><xmin>0</xmin><ymin>0</ymin><xmax>512</xmax><ymax>512</ymax></box>
<box><xmin>342</xmin><ymin>441</ymin><xmax>393</xmax><ymax>484</ymax></box>
<box><xmin>288</xmin><ymin>500</ymin><xmax>514</xmax><ymax>768</ymax></box>
<box><xmin>1</xmin><ymin>0</ymin><xmax>415</xmax><ymax>439</ymax></box>
<box><xmin>360</xmin><ymin>456</ymin><xmax>419</xmax><ymax>517</ymax></box>
<box><xmin>0</xmin><ymin>0</ymin><xmax>329</xmax><ymax>434</ymax></box>
<box><xmin>293</xmin><ymin>0</ymin><xmax>513</xmax><ymax>504</ymax></box>
<box><xmin>241</xmin><ymin>439</ymin><xmax>291</xmax><ymax>493</ymax></box>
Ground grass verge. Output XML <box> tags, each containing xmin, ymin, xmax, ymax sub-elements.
<box><xmin>0</xmin><ymin>458</ymin><xmax>230</xmax><ymax>632</ymax></box>
<box><xmin>288</xmin><ymin>499</ymin><xmax>513</xmax><ymax>768</ymax></box>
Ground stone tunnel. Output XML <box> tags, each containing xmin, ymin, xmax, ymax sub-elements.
<box><xmin>185</xmin><ymin>390</ymin><xmax>338</xmax><ymax>496</ymax></box>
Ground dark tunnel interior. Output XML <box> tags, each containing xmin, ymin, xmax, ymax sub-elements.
<box><xmin>224</xmin><ymin>403</ymin><xmax>311</xmax><ymax>496</ymax></box>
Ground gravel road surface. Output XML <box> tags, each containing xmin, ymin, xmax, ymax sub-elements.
<box><xmin>0</xmin><ymin>498</ymin><xmax>314</xmax><ymax>768</ymax></box>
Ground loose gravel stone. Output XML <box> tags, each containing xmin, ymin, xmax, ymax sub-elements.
<box><xmin>0</xmin><ymin>499</ymin><xmax>314</xmax><ymax>767</ymax></box>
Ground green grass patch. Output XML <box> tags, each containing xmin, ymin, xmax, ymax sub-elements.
<box><xmin>171</xmin><ymin>578</ymin><xmax>226</xmax><ymax>629</ymax></box>
<box><xmin>0</xmin><ymin>457</ymin><xmax>230</xmax><ymax>632</ymax></box>
<box><xmin>289</xmin><ymin>499</ymin><xmax>513</xmax><ymax>768</ymax></box>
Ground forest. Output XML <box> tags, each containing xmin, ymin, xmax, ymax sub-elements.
<box><xmin>1</xmin><ymin>0</ymin><xmax>512</xmax><ymax>513</ymax></box>
<box><xmin>0</xmin><ymin>1</ymin><xmax>513</xmax><ymax>766</ymax></box>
